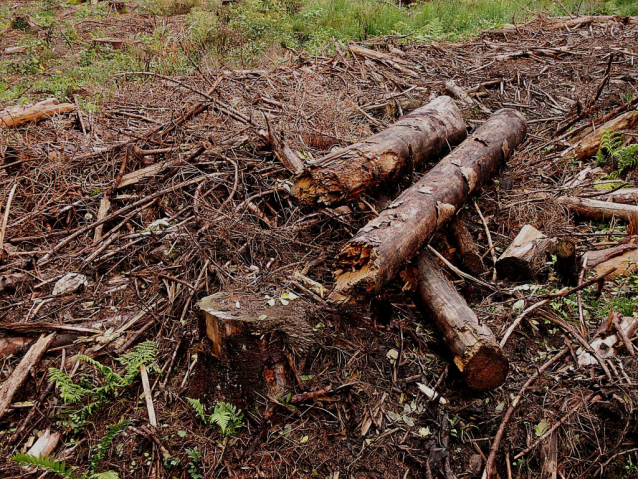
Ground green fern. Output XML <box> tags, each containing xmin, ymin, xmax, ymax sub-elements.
<box><xmin>12</xmin><ymin>454</ymin><xmax>75</xmax><ymax>478</ymax></box>
<box><xmin>596</xmin><ymin>129</ymin><xmax>638</xmax><ymax>174</ymax></box>
<box><xmin>118</xmin><ymin>341</ymin><xmax>158</xmax><ymax>384</ymax></box>
<box><xmin>90</xmin><ymin>419</ymin><xmax>130</xmax><ymax>473</ymax></box>
<box><xmin>187</xmin><ymin>398</ymin><xmax>244</xmax><ymax>437</ymax></box>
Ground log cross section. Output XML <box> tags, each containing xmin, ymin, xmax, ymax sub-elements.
<box><xmin>332</xmin><ymin>109</ymin><xmax>527</xmax><ymax>300</ymax></box>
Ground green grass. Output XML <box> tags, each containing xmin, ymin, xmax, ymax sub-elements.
<box><xmin>1</xmin><ymin>0</ymin><xmax>636</xmax><ymax>104</ymax></box>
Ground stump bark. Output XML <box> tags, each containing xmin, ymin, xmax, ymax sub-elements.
<box><xmin>196</xmin><ymin>292</ymin><xmax>313</xmax><ymax>408</ymax></box>
<box><xmin>415</xmin><ymin>250</ymin><xmax>508</xmax><ymax>390</ymax></box>
<box><xmin>448</xmin><ymin>215</ymin><xmax>486</xmax><ymax>276</ymax></box>
<box><xmin>292</xmin><ymin>96</ymin><xmax>467</xmax><ymax>206</ymax></box>
<box><xmin>332</xmin><ymin>109</ymin><xmax>527</xmax><ymax>301</ymax></box>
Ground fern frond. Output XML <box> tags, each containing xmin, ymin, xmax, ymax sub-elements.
<box><xmin>617</xmin><ymin>144</ymin><xmax>638</xmax><ymax>172</ymax></box>
<box><xmin>12</xmin><ymin>454</ymin><xmax>75</xmax><ymax>478</ymax></box>
<box><xmin>187</xmin><ymin>397</ymin><xmax>207</xmax><ymax>422</ymax></box>
<box><xmin>118</xmin><ymin>341</ymin><xmax>158</xmax><ymax>384</ymax></box>
<box><xmin>49</xmin><ymin>368</ymin><xmax>91</xmax><ymax>404</ymax></box>
<box><xmin>210</xmin><ymin>402</ymin><xmax>244</xmax><ymax>436</ymax></box>
<box><xmin>90</xmin><ymin>419</ymin><xmax>130</xmax><ymax>473</ymax></box>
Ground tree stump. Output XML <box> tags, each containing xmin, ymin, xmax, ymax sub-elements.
<box><xmin>496</xmin><ymin>225</ymin><xmax>555</xmax><ymax>280</ymax></box>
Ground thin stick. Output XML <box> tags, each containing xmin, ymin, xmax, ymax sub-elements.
<box><xmin>482</xmin><ymin>348</ymin><xmax>570</xmax><ymax>479</ymax></box>
<box><xmin>427</xmin><ymin>245</ymin><xmax>496</xmax><ymax>291</ymax></box>
<box><xmin>474</xmin><ymin>201</ymin><xmax>497</xmax><ymax>281</ymax></box>
<box><xmin>140</xmin><ymin>364</ymin><xmax>157</xmax><ymax>427</ymax></box>
<box><xmin>0</xmin><ymin>183</ymin><xmax>17</xmax><ymax>251</ymax></box>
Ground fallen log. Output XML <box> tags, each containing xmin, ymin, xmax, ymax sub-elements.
<box><xmin>196</xmin><ymin>292</ymin><xmax>313</xmax><ymax>408</ymax></box>
<box><xmin>565</xmin><ymin>110</ymin><xmax>638</xmax><ymax>160</ymax></box>
<box><xmin>557</xmin><ymin>196</ymin><xmax>638</xmax><ymax>222</ymax></box>
<box><xmin>0</xmin><ymin>99</ymin><xmax>75</xmax><ymax>128</ymax></box>
<box><xmin>496</xmin><ymin>225</ymin><xmax>556</xmax><ymax>281</ymax></box>
<box><xmin>331</xmin><ymin>109</ymin><xmax>527</xmax><ymax>300</ymax></box>
<box><xmin>583</xmin><ymin>241</ymin><xmax>638</xmax><ymax>269</ymax></box>
<box><xmin>448</xmin><ymin>215</ymin><xmax>485</xmax><ymax>276</ymax></box>
<box><xmin>415</xmin><ymin>250</ymin><xmax>508</xmax><ymax>390</ymax></box>
<box><xmin>602</xmin><ymin>188</ymin><xmax>638</xmax><ymax>205</ymax></box>
<box><xmin>349</xmin><ymin>44</ymin><xmax>419</xmax><ymax>77</ymax></box>
<box><xmin>292</xmin><ymin>96</ymin><xmax>467</xmax><ymax>206</ymax></box>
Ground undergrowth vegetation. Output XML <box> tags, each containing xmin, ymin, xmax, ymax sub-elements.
<box><xmin>1</xmin><ymin>0</ymin><xmax>637</xmax><ymax>103</ymax></box>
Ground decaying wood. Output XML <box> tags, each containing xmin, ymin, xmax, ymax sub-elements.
<box><xmin>0</xmin><ymin>99</ymin><xmax>75</xmax><ymax>128</ymax></box>
<box><xmin>566</xmin><ymin>110</ymin><xmax>638</xmax><ymax>160</ymax></box>
<box><xmin>591</xmin><ymin>247</ymin><xmax>638</xmax><ymax>280</ymax></box>
<box><xmin>0</xmin><ymin>333</ymin><xmax>55</xmax><ymax>421</ymax></box>
<box><xmin>293</xmin><ymin>96</ymin><xmax>467</xmax><ymax>206</ymax></box>
<box><xmin>601</xmin><ymin>188</ymin><xmax>638</xmax><ymax>204</ymax></box>
<box><xmin>496</xmin><ymin>225</ymin><xmax>555</xmax><ymax>280</ymax></box>
<box><xmin>448</xmin><ymin>215</ymin><xmax>486</xmax><ymax>276</ymax></box>
<box><xmin>557</xmin><ymin>196</ymin><xmax>638</xmax><ymax>222</ymax></box>
<box><xmin>583</xmin><ymin>241</ymin><xmax>638</xmax><ymax>269</ymax></box>
<box><xmin>197</xmin><ymin>292</ymin><xmax>313</xmax><ymax>407</ymax></box>
<box><xmin>415</xmin><ymin>250</ymin><xmax>508</xmax><ymax>390</ymax></box>
<box><xmin>349</xmin><ymin>44</ymin><xmax>419</xmax><ymax>77</ymax></box>
<box><xmin>578</xmin><ymin>315</ymin><xmax>638</xmax><ymax>367</ymax></box>
<box><xmin>26</xmin><ymin>429</ymin><xmax>61</xmax><ymax>458</ymax></box>
<box><xmin>331</xmin><ymin>109</ymin><xmax>526</xmax><ymax>300</ymax></box>
<box><xmin>554</xmin><ymin>238</ymin><xmax>578</xmax><ymax>286</ymax></box>
<box><xmin>445</xmin><ymin>81</ymin><xmax>474</xmax><ymax>106</ymax></box>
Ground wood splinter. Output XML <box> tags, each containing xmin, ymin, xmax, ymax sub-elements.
<box><xmin>415</xmin><ymin>250</ymin><xmax>508</xmax><ymax>390</ymax></box>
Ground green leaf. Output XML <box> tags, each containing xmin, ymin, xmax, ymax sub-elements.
<box><xmin>534</xmin><ymin>420</ymin><xmax>549</xmax><ymax>437</ymax></box>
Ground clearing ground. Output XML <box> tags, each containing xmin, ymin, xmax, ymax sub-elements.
<box><xmin>1</xmin><ymin>5</ymin><xmax>638</xmax><ymax>479</ymax></box>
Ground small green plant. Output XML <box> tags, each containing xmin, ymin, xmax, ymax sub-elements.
<box><xmin>185</xmin><ymin>448</ymin><xmax>203</xmax><ymax>479</ymax></box>
<box><xmin>596</xmin><ymin>130</ymin><xmax>638</xmax><ymax>174</ymax></box>
<box><xmin>49</xmin><ymin>341</ymin><xmax>157</xmax><ymax>426</ymax></box>
<box><xmin>187</xmin><ymin>398</ymin><xmax>244</xmax><ymax>437</ymax></box>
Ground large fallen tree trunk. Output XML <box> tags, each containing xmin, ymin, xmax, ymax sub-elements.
<box><xmin>601</xmin><ymin>188</ymin><xmax>638</xmax><ymax>205</ymax></box>
<box><xmin>331</xmin><ymin>109</ymin><xmax>527</xmax><ymax>301</ymax></box>
<box><xmin>415</xmin><ymin>250</ymin><xmax>508</xmax><ymax>390</ymax></box>
<box><xmin>292</xmin><ymin>96</ymin><xmax>467</xmax><ymax>206</ymax></box>
<box><xmin>0</xmin><ymin>99</ymin><xmax>75</xmax><ymax>128</ymax></box>
<box><xmin>557</xmin><ymin>196</ymin><xmax>638</xmax><ymax>222</ymax></box>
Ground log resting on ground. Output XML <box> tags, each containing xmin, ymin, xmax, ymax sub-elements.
<box><xmin>565</xmin><ymin>110</ymin><xmax>638</xmax><ymax>160</ymax></box>
<box><xmin>415</xmin><ymin>250</ymin><xmax>508</xmax><ymax>390</ymax></box>
<box><xmin>292</xmin><ymin>96</ymin><xmax>467</xmax><ymax>206</ymax></box>
<box><xmin>496</xmin><ymin>225</ymin><xmax>556</xmax><ymax>281</ymax></box>
<box><xmin>331</xmin><ymin>109</ymin><xmax>527</xmax><ymax>301</ymax></box>
<box><xmin>557</xmin><ymin>196</ymin><xmax>638</xmax><ymax>222</ymax></box>
<box><xmin>448</xmin><ymin>215</ymin><xmax>486</xmax><ymax>276</ymax></box>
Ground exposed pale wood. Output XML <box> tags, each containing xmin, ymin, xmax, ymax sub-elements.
<box><xmin>557</xmin><ymin>196</ymin><xmax>638</xmax><ymax>222</ymax></box>
<box><xmin>415</xmin><ymin>250</ymin><xmax>508</xmax><ymax>390</ymax></box>
<box><xmin>332</xmin><ymin>109</ymin><xmax>526</xmax><ymax>300</ymax></box>
<box><xmin>448</xmin><ymin>215</ymin><xmax>486</xmax><ymax>276</ymax></box>
<box><xmin>583</xmin><ymin>241</ymin><xmax>638</xmax><ymax>269</ymax></box>
<box><xmin>259</xmin><ymin>126</ymin><xmax>305</xmax><ymax>175</ymax></box>
<box><xmin>140</xmin><ymin>364</ymin><xmax>157</xmax><ymax>426</ymax></box>
<box><xmin>445</xmin><ymin>80</ymin><xmax>474</xmax><ymax>106</ymax></box>
<box><xmin>0</xmin><ymin>333</ymin><xmax>55</xmax><ymax>420</ymax></box>
<box><xmin>496</xmin><ymin>225</ymin><xmax>555</xmax><ymax>280</ymax></box>
<box><xmin>566</xmin><ymin>111</ymin><xmax>638</xmax><ymax>160</ymax></box>
<box><xmin>602</xmin><ymin>188</ymin><xmax>638</xmax><ymax>205</ymax></box>
<box><xmin>0</xmin><ymin>99</ymin><xmax>75</xmax><ymax>128</ymax></box>
<box><xmin>546</xmin><ymin>15</ymin><xmax>638</xmax><ymax>30</ymax></box>
<box><xmin>93</xmin><ymin>196</ymin><xmax>111</xmax><ymax>241</ymax></box>
<box><xmin>27</xmin><ymin>429</ymin><xmax>61</xmax><ymax>458</ymax></box>
<box><xmin>293</xmin><ymin>96</ymin><xmax>467</xmax><ymax>206</ymax></box>
<box><xmin>198</xmin><ymin>292</ymin><xmax>313</xmax><ymax>407</ymax></box>
<box><xmin>592</xmin><ymin>248</ymin><xmax>638</xmax><ymax>280</ymax></box>
<box><xmin>578</xmin><ymin>316</ymin><xmax>638</xmax><ymax>367</ymax></box>
<box><xmin>118</xmin><ymin>161</ymin><xmax>176</xmax><ymax>189</ymax></box>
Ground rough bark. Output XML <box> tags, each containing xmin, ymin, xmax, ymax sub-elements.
<box><xmin>196</xmin><ymin>292</ymin><xmax>313</xmax><ymax>408</ymax></box>
<box><xmin>292</xmin><ymin>96</ymin><xmax>467</xmax><ymax>206</ymax></box>
<box><xmin>601</xmin><ymin>188</ymin><xmax>638</xmax><ymax>205</ymax></box>
<box><xmin>415</xmin><ymin>250</ymin><xmax>508</xmax><ymax>390</ymax></box>
<box><xmin>583</xmin><ymin>241</ymin><xmax>638</xmax><ymax>269</ymax></box>
<box><xmin>496</xmin><ymin>225</ymin><xmax>556</xmax><ymax>281</ymax></box>
<box><xmin>0</xmin><ymin>99</ymin><xmax>75</xmax><ymax>128</ymax></box>
<box><xmin>567</xmin><ymin>111</ymin><xmax>638</xmax><ymax>160</ymax></box>
<box><xmin>557</xmin><ymin>196</ymin><xmax>638</xmax><ymax>222</ymax></box>
<box><xmin>554</xmin><ymin>238</ymin><xmax>578</xmax><ymax>286</ymax></box>
<box><xmin>448</xmin><ymin>215</ymin><xmax>486</xmax><ymax>276</ymax></box>
<box><xmin>331</xmin><ymin>109</ymin><xmax>527</xmax><ymax>301</ymax></box>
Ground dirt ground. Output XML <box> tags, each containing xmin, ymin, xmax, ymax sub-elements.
<box><xmin>1</xmin><ymin>11</ymin><xmax>638</xmax><ymax>479</ymax></box>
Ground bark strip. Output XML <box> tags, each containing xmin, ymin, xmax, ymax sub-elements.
<box><xmin>331</xmin><ymin>109</ymin><xmax>527</xmax><ymax>300</ymax></box>
<box><xmin>293</xmin><ymin>96</ymin><xmax>467</xmax><ymax>206</ymax></box>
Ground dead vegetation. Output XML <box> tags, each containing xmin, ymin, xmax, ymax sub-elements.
<box><xmin>1</xmin><ymin>13</ymin><xmax>638</xmax><ymax>479</ymax></box>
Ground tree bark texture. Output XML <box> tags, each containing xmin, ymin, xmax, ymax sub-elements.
<box><xmin>557</xmin><ymin>196</ymin><xmax>638</xmax><ymax>222</ymax></box>
<box><xmin>448</xmin><ymin>215</ymin><xmax>486</xmax><ymax>276</ymax></box>
<box><xmin>292</xmin><ymin>95</ymin><xmax>467</xmax><ymax>206</ymax></box>
<box><xmin>331</xmin><ymin>109</ymin><xmax>527</xmax><ymax>301</ymax></box>
<box><xmin>415</xmin><ymin>250</ymin><xmax>508</xmax><ymax>390</ymax></box>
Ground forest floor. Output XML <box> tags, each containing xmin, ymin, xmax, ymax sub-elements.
<box><xmin>1</xmin><ymin>7</ymin><xmax>638</xmax><ymax>479</ymax></box>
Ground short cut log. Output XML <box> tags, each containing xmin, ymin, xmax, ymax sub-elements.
<box><xmin>496</xmin><ymin>225</ymin><xmax>556</xmax><ymax>281</ymax></box>
<box><xmin>332</xmin><ymin>109</ymin><xmax>527</xmax><ymax>301</ymax></box>
<box><xmin>557</xmin><ymin>196</ymin><xmax>638</xmax><ymax>222</ymax></box>
<box><xmin>292</xmin><ymin>96</ymin><xmax>467</xmax><ymax>206</ymax></box>
<box><xmin>415</xmin><ymin>250</ymin><xmax>508</xmax><ymax>390</ymax></box>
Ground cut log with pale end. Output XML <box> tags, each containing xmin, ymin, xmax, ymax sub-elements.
<box><xmin>197</xmin><ymin>292</ymin><xmax>313</xmax><ymax>407</ymax></box>
<box><xmin>445</xmin><ymin>81</ymin><xmax>474</xmax><ymax>106</ymax></box>
<box><xmin>0</xmin><ymin>99</ymin><xmax>75</xmax><ymax>128</ymax></box>
<box><xmin>415</xmin><ymin>250</ymin><xmax>508</xmax><ymax>390</ymax></box>
<box><xmin>554</xmin><ymin>238</ymin><xmax>578</xmax><ymax>286</ymax></box>
<box><xmin>557</xmin><ymin>196</ymin><xmax>638</xmax><ymax>222</ymax></box>
<box><xmin>578</xmin><ymin>315</ymin><xmax>638</xmax><ymax>367</ymax></box>
<box><xmin>0</xmin><ymin>333</ymin><xmax>55</xmax><ymax>421</ymax></box>
<box><xmin>293</xmin><ymin>96</ymin><xmax>467</xmax><ymax>206</ymax></box>
<box><xmin>566</xmin><ymin>111</ymin><xmax>638</xmax><ymax>160</ymax></box>
<box><xmin>27</xmin><ymin>429</ymin><xmax>61</xmax><ymax>459</ymax></box>
<box><xmin>496</xmin><ymin>225</ymin><xmax>556</xmax><ymax>281</ymax></box>
<box><xmin>448</xmin><ymin>215</ymin><xmax>486</xmax><ymax>276</ymax></box>
<box><xmin>331</xmin><ymin>109</ymin><xmax>526</xmax><ymax>300</ymax></box>
<box><xmin>591</xmin><ymin>247</ymin><xmax>638</xmax><ymax>280</ymax></box>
